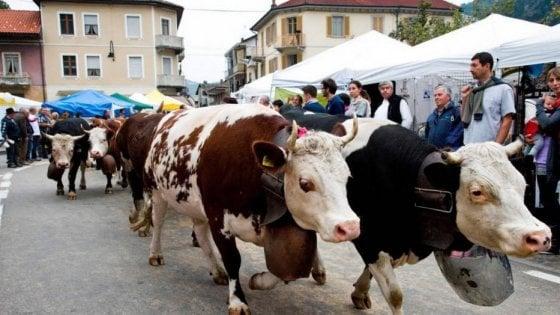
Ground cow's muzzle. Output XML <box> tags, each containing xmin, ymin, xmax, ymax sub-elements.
<box><xmin>333</xmin><ymin>220</ymin><xmax>360</xmax><ymax>242</ymax></box>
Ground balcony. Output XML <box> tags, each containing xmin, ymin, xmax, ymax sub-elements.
<box><xmin>0</xmin><ymin>73</ymin><xmax>31</xmax><ymax>87</ymax></box>
<box><xmin>157</xmin><ymin>74</ymin><xmax>185</xmax><ymax>88</ymax></box>
<box><xmin>155</xmin><ymin>34</ymin><xmax>184</xmax><ymax>53</ymax></box>
<box><xmin>275</xmin><ymin>33</ymin><xmax>305</xmax><ymax>53</ymax></box>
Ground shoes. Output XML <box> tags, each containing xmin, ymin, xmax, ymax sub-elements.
<box><xmin>34</xmin><ymin>158</ymin><xmax>41</xmax><ymax>161</ymax></box>
<box><xmin>15</xmin><ymin>163</ymin><xmax>23</xmax><ymax>167</ymax></box>
<box><xmin>7</xmin><ymin>164</ymin><xmax>16</xmax><ymax>168</ymax></box>
<box><xmin>22</xmin><ymin>161</ymin><xmax>31</xmax><ymax>165</ymax></box>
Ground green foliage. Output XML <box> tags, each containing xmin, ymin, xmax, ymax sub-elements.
<box><xmin>390</xmin><ymin>1</ymin><xmax>472</xmax><ymax>46</ymax></box>
<box><xmin>0</xmin><ymin>0</ymin><xmax>10</xmax><ymax>9</ymax></box>
<box><xmin>463</xmin><ymin>0</ymin><xmax>560</xmax><ymax>25</ymax></box>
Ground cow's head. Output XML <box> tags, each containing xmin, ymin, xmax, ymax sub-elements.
<box><xmin>84</xmin><ymin>127</ymin><xmax>112</xmax><ymax>159</ymax></box>
<box><xmin>431</xmin><ymin>140</ymin><xmax>552</xmax><ymax>257</ymax></box>
<box><xmin>44</xmin><ymin>133</ymin><xmax>85</xmax><ymax>169</ymax></box>
<box><xmin>253</xmin><ymin>118</ymin><xmax>360</xmax><ymax>243</ymax></box>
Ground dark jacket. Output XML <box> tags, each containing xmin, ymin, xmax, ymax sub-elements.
<box><xmin>1</xmin><ymin>116</ymin><xmax>21</xmax><ymax>140</ymax></box>
<box><xmin>535</xmin><ymin>98</ymin><xmax>560</xmax><ymax>180</ymax></box>
<box><xmin>425</xmin><ymin>102</ymin><xmax>463</xmax><ymax>150</ymax></box>
<box><xmin>326</xmin><ymin>94</ymin><xmax>345</xmax><ymax>115</ymax></box>
<box><xmin>14</xmin><ymin>112</ymin><xmax>31</xmax><ymax>138</ymax></box>
<box><xmin>373</xmin><ymin>95</ymin><xmax>404</xmax><ymax>123</ymax></box>
<box><xmin>303</xmin><ymin>101</ymin><xmax>326</xmax><ymax>113</ymax></box>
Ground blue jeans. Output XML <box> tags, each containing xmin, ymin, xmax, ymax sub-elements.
<box><xmin>27</xmin><ymin>135</ymin><xmax>40</xmax><ymax>160</ymax></box>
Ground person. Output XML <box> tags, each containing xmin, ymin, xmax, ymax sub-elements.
<box><xmin>524</xmin><ymin>95</ymin><xmax>559</xmax><ymax>156</ymax></box>
<box><xmin>529</xmin><ymin>66</ymin><xmax>560</xmax><ymax>254</ymax></box>
<box><xmin>372</xmin><ymin>81</ymin><xmax>413</xmax><ymax>129</ymax></box>
<box><xmin>424</xmin><ymin>85</ymin><xmax>463</xmax><ymax>150</ymax></box>
<box><xmin>258</xmin><ymin>95</ymin><xmax>271</xmax><ymax>108</ymax></box>
<box><xmin>301</xmin><ymin>85</ymin><xmax>326</xmax><ymax>113</ymax></box>
<box><xmin>102</xmin><ymin>109</ymin><xmax>111</xmax><ymax>120</ymax></box>
<box><xmin>345</xmin><ymin>80</ymin><xmax>371</xmax><ymax>117</ymax></box>
<box><xmin>117</xmin><ymin>109</ymin><xmax>126</xmax><ymax>118</ymax></box>
<box><xmin>291</xmin><ymin>95</ymin><xmax>303</xmax><ymax>109</ymax></box>
<box><xmin>14</xmin><ymin>108</ymin><xmax>31</xmax><ymax>165</ymax></box>
<box><xmin>461</xmin><ymin>52</ymin><xmax>515</xmax><ymax>144</ymax></box>
<box><xmin>51</xmin><ymin>112</ymin><xmax>59</xmax><ymax>121</ymax></box>
<box><xmin>27</xmin><ymin>107</ymin><xmax>42</xmax><ymax>161</ymax></box>
<box><xmin>339</xmin><ymin>93</ymin><xmax>351</xmax><ymax>113</ymax></box>
<box><xmin>1</xmin><ymin>108</ymin><xmax>21</xmax><ymax>168</ymax></box>
<box><xmin>321</xmin><ymin>78</ymin><xmax>345</xmax><ymax>115</ymax></box>
<box><xmin>272</xmin><ymin>99</ymin><xmax>284</xmax><ymax>112</ymax></box>
<box><xmin>38</xmin><ymin>108</ymin><xmax>53</xmax><ymax>158</ymax></box>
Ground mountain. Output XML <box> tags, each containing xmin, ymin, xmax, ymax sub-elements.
<box><xmin>460</xmin><ymin>0</ymin><xmax>560</xmax><ymax>25</ymax></box>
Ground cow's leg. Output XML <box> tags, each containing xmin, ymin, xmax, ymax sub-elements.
<box><xmin>131</xmin><ymin>189</ymin><xmax>152</xmax><ymax>237</ymax></box>
<box><xmin>351</xmin><ymin>266</ymin><xmax>373</xmax><ymax>309</ymax></box>
<box><xmin>368</xmin><ymin>252</ymin><xmax>403</xmax><ymax>315</ymax></box>
<box><xmin>311</xmin><ymin>248</ymin><xmax>326</xmax><ymax>285</ymax></box>
<box><xmin>101</xmin><ymin>155</ymin><xmax>116</xmax><ymax>194</ymax></box>
<box><xmin>119</xmin><ymin>168</ymin><xmax>128</xmax><ymax>188</ymax></box>
<box><xmin>67</xmin><ymin>162</ymin><xmax>80</xmax><ymax>200</ymax></box>
<box><xmin>249</xmin><ymin>272</ymin><xmax>282</xmax><ymax>290</ymax></box>
<box><xmin>104</xmin><ymin>173</ymin><xmax>113</xmax><ymax>194</ymax></box>
<box><xmin>192</xmin><ymin>219</ymin><xmax>228</xmax><ymax>285</ymax></box>
<box><xmin>127</xmin><ymin>170</ymin><xmax>143</xmax><ymax>224</ymax></box>
<box><xmin>79</xmin><ymin>162</ymin><xmax>87</xmax><ymax>190</ymax></box>
<box><xmin>56</xmin><ymin>178</ymin><xmax>65</xmax><ymax>195</ymax></box>
<box><xmin>148</xmin><ymin>190</ymin><xmax>167</xmax><ymax>266</ymax></box>
<box><xmin>48</xmin><ymin>162</ymin><xmax>65</xmax><ymax>195</ymax></box>
<box><xmin>210</xmin><ymin>221</ymin><xmax>250</xmax><ymax>315</ymax></box>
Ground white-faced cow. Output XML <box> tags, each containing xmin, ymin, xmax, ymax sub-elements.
<box><xmin>44</xmin><ymin>118</ymin><xmax>90</xmax><ymax>200</ymax></box>
<box><xmin>283</xmin><ymin>111</ymin><xmax>552</xmax><ymax>315</ymax></box>
<box><xmin>144</xmin><ymin>104</ymin><xmax>360</xmax><ymax>314</ymax></box>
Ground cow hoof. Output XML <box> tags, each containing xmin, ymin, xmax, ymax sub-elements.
<box><xmin>148</xmin><ymin>254</ymin><xmax>164</xmax><ymax>266</ymax></box>
<box><xmin>211</xmin><ymin>269</ymin><xmax>228</xmax><ymax>285</ymax></box>
<box><xmin>128</xmin><ymin>213</ymin><xmax>139</xmax><ymax>224</ymax></box>
<box><xmin>67</xmin><ymin>192</ymin><xmax>77</xmax><ymax>200</ymax></box>
<box><xmin>351</xmin><ymin>290</ymin><xmax>372</xmax><ymax>309</ymax></box>
<box><xmin>138</xmin><ymin>230</ymin><xmax>149</xmax><ymax>237</ymax></box>
<box><xmin>105</xmin><ymin>188</ymin><xmax>113</xmax><ymax>194</ymax></box>
<box><xmin>79</xmin><ymin>185</ymin><xmax>86</xmax><ymax>190</ymax></box>
<box><xmin>118</xmin><ymin>181</ymin><xmax>128</xmax><ymax>189</ymax></box>
<box><xmin>228</xmin><ymin>302</ymin><xmax>250</xmax><ymax>315</ymax></box>
<box><xmin>312</xmin><ymin>269</ymin><xmax>326</xmax><ymax>285</ymax></box>
<box><xmin>56</xmin><ymin>189</ymin><xmax>64</xmax><ymax>196</ymax></box>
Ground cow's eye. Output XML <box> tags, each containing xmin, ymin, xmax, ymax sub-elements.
<box><xmin>299</xmin><ymin>178</ymin><xmax>315</xmax><ymax>193</ymax></box>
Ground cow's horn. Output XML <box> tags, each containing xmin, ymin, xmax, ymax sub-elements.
<box><xmin>81</xmin><ymin>125</ymin><xmax>91</xmax><ymax>134</ymax></box>
<box><xmin>72</xmin><ymin>134</ymin><xmax>86</xmax><ymax>141</ymax></box>
<box><xmin>286</xmin><ymin>120</ymin><xmax>298</xmax><ymax>151</ymax></box>
<box><xmin>441</xmin><ymin>151</ymin><xmax>463</xmax><ymax>164</ymax></box>
<box><xmin>504</xmin><ymin>137</ymin><xmax>523</xmax><ymax>157</ymax></box>
<box><xmin>42</xmin><ymin>132</ymin><xmax>55</xmax><ymax>141</ymax></box>
<box><xmin>340</xmin><ymin>114</ymin><xmax>358</xmax><ymax>146</ymax></box>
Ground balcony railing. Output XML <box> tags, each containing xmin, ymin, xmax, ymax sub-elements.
<box><xmin>157</xmin><ymin>74</ymin><xmax>185</xmax><ymax>88</ymax></box>
<box><xmin>275</xmin><ymin>33</ymin><xmax>305</xmax><ymax>50</ymax></box>
<box><xmin>0</xmin><ymin>73</ymin><xmax>31</xmax><ymax>87</ymax></box>
<box><xmin>155</xmin><ymin>34</ymin><xmax>184</xmax><ymax>53</ymax></box>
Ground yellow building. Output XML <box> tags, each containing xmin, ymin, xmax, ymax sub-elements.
<box><xmin>33</xmin><ymin>0</ymin><xmax>185</xmax><ymax>100</ymax></box>
<box><xmin>250</xmin><ymin>0</ymin><xmax>458</xmax><ymax>78</ymax></box>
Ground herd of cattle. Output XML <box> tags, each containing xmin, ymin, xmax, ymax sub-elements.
<box><xmin>43</xmin><ymin>104</ymin><xmax>552</xmax><ymax>315</ymax></box>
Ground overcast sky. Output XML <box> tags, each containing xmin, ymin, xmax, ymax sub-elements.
<box><xmin>6</xmin><ymin>0</ymin><xmax>471</xmax><ymax>83</ymax></box>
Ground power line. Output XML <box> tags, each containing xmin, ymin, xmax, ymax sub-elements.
<box><xmin>184</xmin><ymin>8</ymin><xmax>266</xmax><ymax>13</ymax></box>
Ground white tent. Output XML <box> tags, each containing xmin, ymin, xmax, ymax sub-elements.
<box><xmin>237</xmin><ymin>73</ymin><xmax>274</xmax><ymax>101</ymax></box>
<box><xmin>129</xmin><ymin>92</ymin><xmax>159</xmax><ymax>106</ymax></box>
<box><xmin>0</xmin><ymin>92</ymin><xmax>41</xmax><ymax>109</ymax></box>
<box><xmin>495</xmin><ymin>26</ymin><xmax>560</xmax><ymax>68</ymax></box>
<box><xmin>355</xmin><ymin>14</ymin><xmax>551</xmax><ymax>84</ymax></box>
<box><xmin>271</xmin><ymin>30</ymin><xmax>412</xmax><ymax>88</ymax></box>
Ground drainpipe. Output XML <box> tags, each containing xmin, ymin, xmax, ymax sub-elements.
<box><xmin>39</xmin><ymin>34</ymin><xmax>47</xmax><ymax>102</ymax></box>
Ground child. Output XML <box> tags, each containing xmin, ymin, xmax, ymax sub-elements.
<box><xmin>524</xmin><ymin>94</ymin><xmax>560</xmax><ymax>156</ymax></box>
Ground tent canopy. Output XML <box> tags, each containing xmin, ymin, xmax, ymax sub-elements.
<box><xmin>0</xmin><ymin>92</ymin><xmax>41</xmax><ymax>109</ymax></box>
<box><xmin>43</xmin><ymin>90</ymin><xmax>134</xmax><ymax>118</ymax></box>
<box><xmin>495</xmin><ymin>26</ymin><xmax>560</xmax><ymax>68</ymax></box>
<box><xmin>0</xmin><ymin>92</ymin><xmax>16</xmax><ymax>106</ymax></box>
<box><xmin>146</xmin><ymin>90</ymin><xmax>184</xmax><ymax>111</ymax></box>
<box><xmin>111</xmin><ymin>93</ymin><xmax>153</xmax><ymax>110</ymax></box>
<box><xmin>354</xmin><ymin>14</ymin><xmax>551</xmax><ymax>84</ymax></box>
<box><xmin>237</xmin><ymin>73</ymin><xmax>274</xmax><ymax>100</ymax></box>
<box><xmin>272</xmin><ymin>30</ymin><xmax>412</xmax><ymax>88</ymax></box>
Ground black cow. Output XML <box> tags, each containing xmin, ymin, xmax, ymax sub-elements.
<box><xmin>44</xmin><ymin>118</ymin><xmax>90</xmax><ymax>200</ymax></box>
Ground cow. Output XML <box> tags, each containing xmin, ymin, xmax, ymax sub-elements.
<box><xmin>83</xmin><ymin>118</ymin><xmax>127</xmax><ymax>194</ymax></box>
<box><xmin>144</xmin><ymin>104</ymin><xmax>361</xmax><ymax>314</ymax></box>
<box><xmin>44</xmin><ymin>118</ymin><xmax>90</xmax><ymax>200</ymax></box>
<box><xmin>283</xmin><ymin>111</ymin><xmax>552</xmax><ymax>314</ymax></box>
<box><xmin>115</xmin><ymin>112</ymin><xmax>165</xmax><ymax>236</ymax></box>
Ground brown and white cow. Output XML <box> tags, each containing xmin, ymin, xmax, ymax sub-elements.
<box><xmin>144</xmin><ymin>104</ymin><xmax>360</xmax><ymax>314</ymax></box>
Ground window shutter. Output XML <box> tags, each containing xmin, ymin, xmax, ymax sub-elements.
<box><xmin>326</xmin><ymin>16</ymin><xmax>332</xmax><ymax>37</ymax></box>
<box><xmin>296</xmin><ymin>16</ymin><xmax>302</xmax><ymax>32</ymax></box>
<box><xmin>344</xmin><ymin>16</ymin><xmax>350</xmax><ymax>37</ymax></box>
<box><xmin>281</xmin><ymin>18</ymin><xmax>287</xmax><ymax>35</ymax></box>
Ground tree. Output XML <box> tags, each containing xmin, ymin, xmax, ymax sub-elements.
<box><xmin>543</xmin><ymin>1</ymin><xmax>560</xmax><ymax>25</ymax></box>
<box><xmin>390</xmin><ymin>1</ymin><xmax>472</xmax><ymax>46</ymax></box>
<box><xmin>0</xmin><ymin>0</ymin><xmax>10</xmax><ymax>9</ymax></box>
<box><xmin>472</xmin><ymin>0</ymin><xmax>515</xmax><ymax>19</ymax></box>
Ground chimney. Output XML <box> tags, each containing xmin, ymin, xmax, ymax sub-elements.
<box><xmin>271</xmin><ymin>0</ymin><xmax>277</xmax><ymax>8</ymax></box>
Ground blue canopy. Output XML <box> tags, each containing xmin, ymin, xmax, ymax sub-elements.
<box><xmin>43</xmin><ymin>90</ymin><xmax>135</xmax><ymax>118</ymax></box>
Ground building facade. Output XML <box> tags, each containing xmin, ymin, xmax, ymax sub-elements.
<box><xmin>224</xmin><ymin>35</ymin><xmax>258</xmax><ymax>93</ymax></box>
<box><xmin>249</xmin><ymin>0</ymin><xmax>458</xmax><ymax>78</ymax></box>
<box><xmin>0</xmin><ymin>10</ymin><xmax>45</xmax><ymax>101</ymax></box>
<box><xmin>34</xmin><ymin>0</ymin><xmax>185</xmax><ymax>100</ymax></box>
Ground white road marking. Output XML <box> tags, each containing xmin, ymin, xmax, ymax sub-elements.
<box><xmin>3</xmin><ymin>173</ymin><xmax>12</xmax><ymax>180</ymax></box>
<box><xmin>0</xmin><ymin>190</ymin><xmax>8</xmax><ymax>199</ymax></box>
<box><xmin>524</xmin><ymin>270</ymin><xmax>560</xmax><ymax>285</ymax></box>
<box><xmin>0</xmin><ymin>204</ymin><xmax>3</xmax><ymax>227</ymax></box>
<box><xmin>0</xmin><ymin>181</ymin><xmax>11</xmax><ymax>188</ymax></box>
<box><xmin>15</xmin><ymin>166</ymin><xmax>30</xmax><ymax>172</ymax></box>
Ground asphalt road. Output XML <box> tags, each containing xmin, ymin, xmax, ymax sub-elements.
<box><xmin>0</xmin><ymin>162</ymin><xmax>559</xmax><ymax>314</ymax></box>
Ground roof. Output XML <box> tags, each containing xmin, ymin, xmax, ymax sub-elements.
<box><xmin>33</xmin><ymin>0</ymin><xmax>183</xmax><ymax>22</ymax></box>
<box><xmin>0</xmin><ymin>10</ymin><xmax>41</xmax><ymax>38</ymax></box>
<box><xmin>252</xmin><ymin>0</ymin><xmax>458</xmax><ymax>31</ymax></box>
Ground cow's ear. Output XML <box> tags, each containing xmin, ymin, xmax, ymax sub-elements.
<box><xmin>424</xmin><ymin>163</ymin><xmax>461</xmax><ymax>192</ymax></box>
<box><xmin>252</xmin><ymin>141</ymin><xmax>287</xmax><ymax>173</ymax></box>
<box><xmin>106</xmin><ymin>129</ymin><xmax>115</xmax><ymax>140</ymax></box>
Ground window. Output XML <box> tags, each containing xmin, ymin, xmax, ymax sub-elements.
<box><xmin>373</xmin><ymin>16</ymin><xmax>384</xmax><ymax>33</ymax></box>
<box><xmin>332</xmin><ymin>16</ymin><xmax>344</xmax><ymax>37</ymax></box>
<box><xmin>287</xmin><ymin>54</ymin><xmax>298</xmax><ymax>67</ymax></box>
<box><xmin>84</xmin><ymin>14</ymin><xmax>99</xmax><ymax>36</ymax></box>
<box><xmin>161</xmin><ymin>18</ymin><xmax>170</xmax><ymax>36</ymax></box>
<box><xmin>287</xmin><ymin>17</ymin><xmax>297</xmax><ymax>34</ymax></box>
<box><xmin>268</xmin><ymin>57</ymin><xmax>278</xmax><ymax>73</ymax></box>
<box><xmin>162</xmin><ymin>57</ymin><xmax>172</xmax><ymax>75</ymax></box>
<box><xmin>59</xmin><ymin>13</ymin><xmax>74</xmax><ymax>35</ymax></box>
<box><xmin>86</xmin><ymin>55</ymin><xmax>101</xmax><ymax>77</ymax></box>
<box><xmin>128</xmin><ymin>56</ymin><xmax>143</xmax><ymax>78</ymax></box>
<box><xmin>62</xmin><ymin>55</ymin><xmax>77</xmax><ymax>76</ymax></box>
<box><xmin>2</xmin><ymin>53</ymin><xmax>21</xmax><ymax>75</ymax></box>
<box><xmin>126</xmin><ymin>15</ymin><xmax>141</xmax><ymax>38</ymax></box>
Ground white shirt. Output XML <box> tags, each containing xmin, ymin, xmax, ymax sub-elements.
<box><xmin>28</xmin><ymin>114</ymin><xmax>41</xmax><ymax>136</ymax></box>
<box><xmin>373</xmin><ymin>99</ymin><xmax>413</xmax><ymax>129</ymax></box>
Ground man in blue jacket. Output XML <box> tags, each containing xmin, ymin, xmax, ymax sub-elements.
<box><xmin>321</xmin><ymin>78</ymin><xmax>345</xmax><ymax>115</ymax></box>
<box><xmin>1</xmin><ymin>108</ymin><xmax>21</xmax><ymax>168</ymax></box>
<box><xmin>425</xmin><ymin>85</ymin><xmax>463</xmax><ymax>150</ymax></box>
<box><xmin>302</xmin><ymin>85</ymin><xmax>326</xmax><ymax>113</ymax></box>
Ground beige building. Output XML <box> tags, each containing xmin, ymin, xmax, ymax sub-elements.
<box><xmin>34</xmin><ymin>0</ymin><xmax>185</xmax><ymax>100</ymax></box>
<box><xmin>249</xmin><ymin>0</ymin><xmax>458</xmax><ymax>78</ymax></box>
<box><xmin>224</xmin><ymin>35</ymin><xmax>257</xmax><ymax>92</ymax></box>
